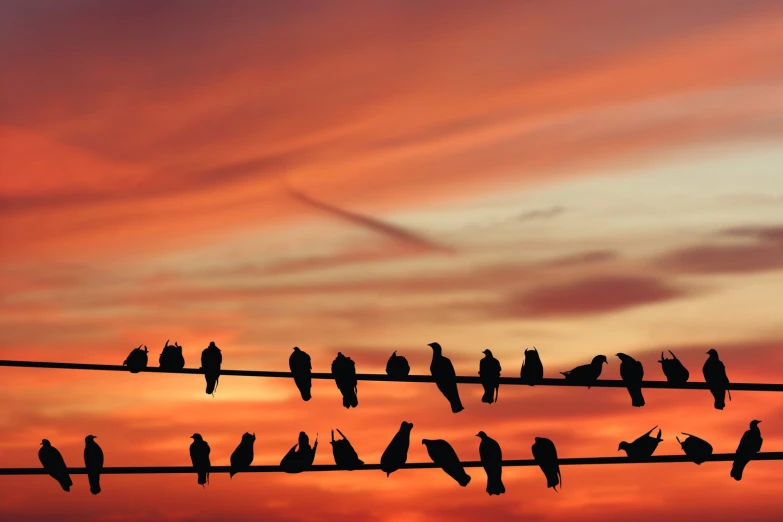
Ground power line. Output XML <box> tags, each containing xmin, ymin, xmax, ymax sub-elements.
<box><xmin>0</xmin><ymin>358</ymin><xmax>781</xmax><ymax>391</ymax></box>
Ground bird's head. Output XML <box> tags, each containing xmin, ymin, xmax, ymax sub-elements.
<box><xmin>617</xmin><ymin>441</ymin><xmax>629</xmax><ymax>452</ymax></box>
<box><xmin>40</xmin><ymin>439</ymin><xmax>50</xmax><ymax>447</ymax></box>
<box><xmin>476</xmin><ymin>431</ymin><xmax>487</xmax><ymax>439</ymax></box>
<box><xmin>85</xmin><ymin>435</ymin><xmax>97</xmax><ymax>442</ymax></box>
<box><xmin>293</xmin><ymin>346</ymin><xmax>300</xmax><ymax>352</ymax></box>
<box><xmin>299</xmin><ymin>431</ymin><xmax>309</xmax><ymax>445</ymax></box>
<box><xmin>594</xmin><ymin>355</ymin><xmax>608</xmax><ymax>365</ymax></box>
<box><xmin>751</xmin><ymin>420</ymin><xmax>762</xmax><ymax>428</ymax></box>
<box><xmin>421</xmin><ymin>439</ymin><xmax>431</xmax><ymax>446</ymax></box>
<box><xmin>427</xmin><ymin>342</ymin><xmax>441</xmax><ymax>353</ymax></box>
<box><xmin>616</xmin><ymin>353</ymin><xmax>630</xmax><ymax>361</ymax></box>
<box><xmin>190</xmin><ymin>433</ymin><xmax>202</xmax><ymax>441</ymax></box>
<box><xmin>401</xmin><ymin>421</ymin><xmax>413</xmax><ymax>431</ymax></box>
<box><xmin>706</xmin><ymin>348</ymin><xmax>718</xmax><ymax>356</ymax></box>
<box><xmin>482</xmin><ymin>349</ymin><xmax>492</xmax><ymax>356</ymax></box>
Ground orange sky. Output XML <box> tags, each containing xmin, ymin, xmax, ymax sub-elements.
<box><xmin>2</xmin><ymin>0</ymin><xmax>783</xmax><ymax>520</ymax></box>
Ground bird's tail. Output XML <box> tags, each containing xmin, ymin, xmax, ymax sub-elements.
<box><xmin>88</xmin><ymin>473</ymin><xmax>101</xmax><ymax>495</ymax></box>
<box><xmin>494</xmin><ymin>384</ymin><xmax>499</xmax><ymax>403</ymax></box>
<box><xmin>457</xmin><ymin>473</ymin><xmax>471</xmax><ymax>487</ymax></box>
<box><xmin>730</xmin><ymin>459</ymin><xmax>748</xmax><ymax>481</ymax></box>
<box><xmin>450</xmin><ymin>399</ymin><xmax>465</xmax><ymax>414</ymax></box>
<box><xmin>727</xmin><ymin>388</ymin><xmax>732</xmax><ymax>402</ymax></box>
<box><xmin>197</xmin><ymin>470</ymin><xmax>208</xmax><ymax>486</ymax></box>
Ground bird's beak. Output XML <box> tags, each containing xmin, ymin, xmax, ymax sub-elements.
<box><xmin>475</xmin><ymin>433</ymin><xmax>480</xmax><ymax>437</ymax></box>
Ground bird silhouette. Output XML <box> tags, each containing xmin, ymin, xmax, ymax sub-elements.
<box><xmin>560</xmin><ymin>355</ymin><xmax>607</xmax><ymax>388</ymax></box>
<box><xmin>385</xmin><ymin>351</ymin><xmax>410</xmax><ymax>379</ymax></box>
<box><xmin>531</xmin><ymin>437</ymin><xmax>561</xmax><ymax>491</ymax></box>
<box><xmin>477</xmin><ymin>431</ymin><xmax>505</xmax><ymax>496</ymax></box>
<box><xmin>332</xmin><ymin>352</ymin><xmax>358</xmax><ymax>408</ymax></box>
<box><xmin>676</xmin><ymin>432</ymin><xmax>713</xmax><ymax>465</ymax></box>
<box><xmin>617</xmin><ymin>353</ymin><xmax>645</xmax><ymax>407</ymax></box>
<box><xmin>229</xmin><ymin>432</ymin><xmax>255</xmax><ymax>478</ymax></box>
<box><xmin>731</xmin><ymin>420</ymin><xmax>762</xmax><ymax>481</ymax></box>
<box><xmin>428</xmin><ymin>342</ymin><xmax>464</xmax><ymax>413</ymax></box>
<box><xmin>618</xmin><ymin>426</ymin><xmax>663</xmax><ymax>460</ymax></box>
<box><xmin>422</xmin><ymin>439</ymin><xmax>471</xmax><ymax>487</ymax></box>
<box><xmin>38</xmin><ymin>439</ymin><xmax>72</xmax><ymax>492</ymax></box>
<box><xmin>703</xmin><ymin>349</ymin><xmax>731</xmax><ymax>410</ymax></box>
<box><xmin>331</xmin><ymin>429</ymin><xmax>364</xmax><ymax>470</ymax></box>
<box><xmin>380</xmin><ymin>421</ymin><xmax>413</xmax><ymax>477</ymax></box>
<box><xmin>201</xmin><ymin>341</ymin><xmax>222</xmax><ymax>396</ymax></box>
<box><xmin>280</xmin><ymin>431</ymin><xmax>318</xmax><ymax>473</ymax></box>
<box><xmin>83</xmin><ymin>435</ymin><xmax>103</xmax><ymax>495</ymax></box>
<box><xmin>189</xmin><ymin>433</ymin><xmax>211</xmax><ymax>487</ymax></box>
<box><xmin>658</xmin><ymin>350</ymin><xmax>689</xmax><ymax>384</ymax></box>
<box><xmin>159</xmin><ymin>339</ymin><xmax>185</xmax><ymax>371</ymax></box>
<box><xmin>289</xmin><ymin>346</ymin><xmax>312</xmax><ymax>401</ymax></box>
<box><xmin>123</xmin><ymin>344</ymin><xmax>148</xmax><ymax>373</ymax></box>
<box><xmin>520</xmin><ymin>347</ymin><xmax>544</xmax><ymax>385</ymax></box>
<box><xmin>478</xmin><ymin>349</ymin><xmax>501</xmax><ymax>404</ymax></box>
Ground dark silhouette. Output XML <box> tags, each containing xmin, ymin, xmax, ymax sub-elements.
<box><xmin>531</xmin><ymin>437</ymin><xmax>561</xmax><ymax>491</ymax></box>
<box><xmin>520</xmin><ymin>347</ymin><xmax>544</xmax><ymax>385</ymax></box>
<box><xmin>731</xmin><ymin>420</ymin><xmax>762</xmax><ymax>481</ymax></box>
<box><xmin>201</xmin><ymin>341</ymin><xmax>222</xmax><ymax>396</ymax></box>
<box><xmin>331</xmin><ymin>352</ymin><xmax>358</xmax><ymax>408</ymax></box>
<box><xmin>617</xmin><ymin>353</ymin><xmax>645</xmax><ymax>407</ymax></box>
<box><xmin>83</xmin><ymin>435</ymin><xmax>103</xmax><ymax>495</ymax></box>
<box><xmin>703</xmin><ymin>349</ymin><xmax>731</xmax><ymax>410</ymax></box>
<box><xmin>380</xmin><ymin>421</ymin><xmax>413</xmax><ymax>477</ymax></box>
<box><xmin>422</xmin><ymin>439</ymin><xmax>471</xmax><ymax>487</ymax></box>
<box><xmin>428</xmin><ymin>342</ymin><xmax>464</xmax><ymax>413</ymax></box>
<box><xmin>385</xmin><ymin>351</ymin><xmax>410</xmax><ymax>378</ymax></box>
<box><xmin>478</xmin><ymin>349</ymin><xmax>501</xmax><ymax>404</ymax></box>
<box><xmin>159</xmin><ymin>340</ymin><xmax>185</xmax><ymax>371</ymax></box>
<box><xmin>229</xmin><ymin>432</ymin><xmax>255</xmax><ymax>478</ymax></box>
<box><xmin>123</xmin><ymin>344</ymin><xmax>148</xmax><ymax>373</ymax></box>
<box><xmin>289</xmin><ymin>346</ymin><xmax>312</xmax><ymax>401</ymax></box>
<box><xmin>189</xmin><ymin>433</ymin><xmax>211</xmax><ymax>487</ymax></box>
<box><xmin>658</xmin><ymin>350</ymin><xmax>689</xmax><ymax>384</ymax></box>
<box><xmin>619</xmin><ymin>426</ymin><xmax>663</xmax><ymax>460</ymax></box>
<box><xmin>560</xmin><ymin>355</ymin><xmax>607</xmax><ymax>388</ymax></box>
<box><xmin>676</xmin><ymin>432</ymin><xmax>713</xmax><ymax>465</ymax></box>
<box><xmin>281</xmin><ymin>431</ymin><xmax>318</xmax><ymax>473</ymax></box>
<box><xmin>38</xmin><ymin>439</ymin><xmax>72</xmax><ymax>492</ymax></box>
<box><xmin>477</xmin><ymin>431</ymin><xmax>505</xmax><ymax>496</ymax></box>
<box><xmin>330</xmin><ymin>429</ymin><xmax>364</xmax><ymax>470</ymax></box>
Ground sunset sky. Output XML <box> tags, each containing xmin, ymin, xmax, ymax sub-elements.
<box><xmin>2</xmin><ymin>0</ymin><xmax>783</xmax><ymax>520</ymax></box>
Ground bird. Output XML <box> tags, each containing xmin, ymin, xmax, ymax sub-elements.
<box><xmin>83</xmin><ymin>435</ymin><xmax>103</xmax><ymax>495</ymax></box>
<box><xmin>478</xmin><ymin>349</ymin><xmax>501</xmax><ymax>404</ymax></box>
<box><xmin>731</xmin><ymin>420</ymin><xmax>762</xmax><ymax>481</ymax></box>
<box><xmin>422</xmin><ymin>439</ymin><xmax>471</xmax><ymax>487</ymax></box>
<box><xmin>560</xmin><ymin>355</ymin><xmax>607</xmax><ymax>388</ymax></box>
<box><xmin>703</xmin><ymin>349</ymin><xmax>731</xmax><ymax>410</ymax></box>
<box><xmin>618</xmin><ymin>426</ymin><xmax>663</xmax><ymax>460</ymax></box>
<box><xmin>330</xmin><ymin>429</ymin><xmax>364</xmax><ymax>470</ymax></box>
<box><xmin>331</xmin><ymin>352</ymin><xmax>359</xmax><ymax>408</ymax></box>
<box><xmin>617</xmin><ymin>353</ymin><xmax>645</xmax><ymax>407</ymax></box>
<box><xmin>280</xmin><ymin>431</ymin><xmax>318</xmax><ymax>473</ymax></box>
<box><xmin>380</xmin><ymin>421</ymin><xmax>413</xmax><ymax>477</ymax></box>
<box><xmin>189</xmin><ymin>433</ymin><xmax>211</xmax><ymax>487</ymax></box>
<box><xmin>531</xmin><ymin>437</ymin><xmax>561</xmax><ymax>491</ymax></box>
<box><xmin>201</xmin><ymin>341</ymin><xmax>222</xmax><ymax>396</ymax></box>
<box><xmin>159</xmin><ymin>339</ymin><xmax>185</xmax><ymax>371</ymax></box>
<box><xmin>289</xmin><ymin>346</ymin><xmax>312</xmax><ymax>401</ymax></box>
<box><xmin>676</xmin><ymin>432</ymin><xmax>713</xmax><ymax>465</ymax></box>
<box><xmin>123</xmin><ymin>344</ymin><xmax>148</xmax><ymax>373</ymax></box>
<box><xmin>38</xmin><ymin>439</ymin><xmax>72</xmax><ymax>492</ymax></box>
<box><xmin>229</xmin><ymin>432</ymin><xmax>255</xmax><ymax>478</ymax></box>
<box><xmin>658</xmin><ymin>350</ymin><xmax>689</xmax><ymax>384</ymax></box>
<box><xmin>428</xmin><ymin>342</ymin><xmax>464</xmax><ymax>413</ymax></box>
<box><xmin>477</xmin><ymin>431</ymin><xmax>505</xmax><ymax>496</ymax></box>
<box><xmin>385</xmin><ymin>351</ymin><xmax>410</xmax><ymax>379</ymax></box>
<box><xmin>520</xmin><ymin>347</ymin><xmax>544</xmax><ymax>385</ymax></box>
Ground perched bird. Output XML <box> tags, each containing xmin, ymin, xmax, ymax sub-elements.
<box><xmin>477</xmin><ymin>431</ymin><xmax>505</xmax><ymax>496</ymax></box>
<box><xmin>422</xmin><ymin>439</ymin><xmax>471</xmax><ymax>487</ymax></box>
<box><xmin>280</xmin><ymin>431</ymin><xmax>318</xmax><ymax>473</ymax></box>
<box><xmin>229</xmin><ymin>432</ymin><xmax>255</xmax><ymax>478</ymax></box>
<box><xmin>703</xmin><ymin>349</ymin><xmax>731</xmax><ymax>410</ymax></box>
<box><xmin>189</xmin><ymin>433</ymin><xmax>211</xmax><ymax>487</ymax></box>
<box><xmin>531</xmin><ymin>437</ymin><xmax>561</xmax><ymax>491</ymax></box>
<box><xmin>380</xmin><ymin>421</ymin><xmax>413</xmax><ymax>477</ymax></box>
<box><xmin>385</xmin><ymin>351</ymin><xmax>410</xmax><ymax>379</ymax></box>
<box><xmin>289</xmin><ymin>346</ymin><xmax>312</xmax><ymax>401</ymax></box>
<box><xmin>676</xmin><ymin>433</ymin><xmax>713</xmax><ymax>465</ymax></box>
<box><xmin>83</xmin><ymin>435</ymin><xmax>103</xmax><ymax>495</ymax></box>
<box><xmin>520</xmin><ymin>347</ymin><xmax>544</xmax><ymax>385</ymax></box>
<box><xmin>731</xmin><ymin>420</ymin><xmax>762</xmax><ymax>481</ymax></box>
<box><xmin>201</xmin><ymin>341</ymin><xmax>222</xmax><ymax>396</ymax></box>
<box><xmin>658</xmin><ymin>350</ymin><xmax>689</xmax><ymax>384</ymax></box>
<box><xmin>617</xmin><ymin>353</ymin><xmax>645</xmax><ymax>407</ymax></box>
<box><xmin>330</xmin><ymin>429</ymin><xmax>364</xmax><ymax>470</ymax></box>
<box><xmin>560</xmin><ymin>355</ymin><xmax>607</xmax><ymax>388</ymax></box>
<box><xmin>478</xmin><ymin>350</ymin><xmax>501</xmax><ymax>404</ymax></box>
<box><xmin>38</xmin><ymin>439</ymin><xmax>72</xmax><ymax>492</ymax></box>
<box><xmin>159</xmin><ymin>339</ymin><xmax>185</xmax><ymax>371</ymax></box>
<box><xmin>618</xmin><ymin>426</ymin><xmax>663</xmax><ymax>460</ymax></box>
<box><xmin>332</xmin><ymin>352</ymin><xmax>358</xmax><ymax>408</ymax></box>
<box><xmin>123</xmin><ymin>344</ymin><xmax>148</xmax><ymax>373</ymax></box>
<box><xmin>428</xmin><ymin>342</ymin><xmax>464</xmax><ymax>413</ymax></box>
